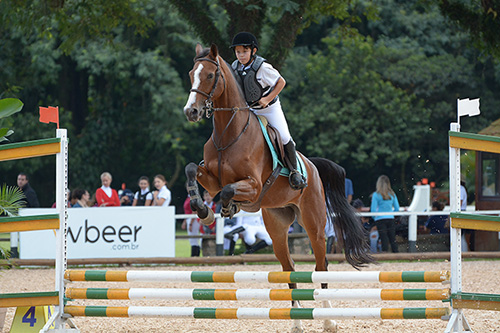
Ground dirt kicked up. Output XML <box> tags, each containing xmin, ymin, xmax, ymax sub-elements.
<box><xmin>1</xmin><ymin>261</ymin><xmax>500</xmax><ymax>332</ymax></box>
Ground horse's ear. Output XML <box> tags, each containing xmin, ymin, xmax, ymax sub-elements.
<box><xmin>210</xmin><ymin>44</ymin><xmax>219</xmax><ymax>59</ymax></box>
<box><xmin>195</xmin><ymin>43</ymin><xmax>204</xmax><ymax>56</ymax></box>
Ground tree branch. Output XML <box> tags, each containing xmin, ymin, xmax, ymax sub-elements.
<box><xmin>169</xmin><ymin>0</ymin><xmax>225</xmax><ymax>51</ymax></box>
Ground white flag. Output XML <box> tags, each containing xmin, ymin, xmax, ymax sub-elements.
<box><xmin>458</xmin><ymin>98</ymin><xmax>480</xmax><ymax>117</ymax></box>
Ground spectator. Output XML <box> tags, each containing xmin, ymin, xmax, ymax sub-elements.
<box><xmin>200</xmin><ymin>191</ymin><xmax>216</xmax><ymax>234</ymax></box>
<box><xmin>353</xmin><ymin>198</ymin><xmax>379</xmax><ymax>253</ymax></box>
<box><xmin>95</xmin><ymin>172</ymin><xmax>120</xmax><ymax>207</ymax></box>
<box><xmin>239</xmin><ymin>210</ymin><xmax>272</xmax><ymax>254</ymax></box>
<box><xmin>370</xmin><ymin>175</ymin><xmax>400</xmax><ymax>253</ymax></box>
<box><xmin>118</xmin><ymin>183</ymin><xmax>134</xmax><ymax>206</ymax></box>
<box><xmin>152</xmin><ymin>174</ymin><xmax>171</xmax><ymax>206</ymax></box>
<box><xmin>345</xmin><ymin>177</ymin><xmax>354</xmax><ymax>204</ymax></box>
<box><xmin>72</xmin><ymin>189</ymin><xmax>90</xmax><ymax>208</ymax></box>
<box><xmin>182</xmin><ymin>194</ymin><xmax>201</xmax><ymax>257</ymax></box>
<box><xmin>17</xmin><ymin>172</ymin><xmax>39</xmax><ymax>207</ymax></box>
<box><xmin>51</xmin><ymin>189</ymin><xmax>73</xmax><ymax>208</ymax></box>
<box><xmin>424</xmin><ymin>201</ymin><xmax>449</xmax><ymax>234</ymax></box>
<box><xmin>132</xmin><ymin>176</ymin><xmax>153</xmax><ymax>206</ymax></box>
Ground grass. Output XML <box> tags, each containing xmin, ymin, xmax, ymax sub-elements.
<box><xmin>175</xmin><ymin>229</ymin><xmax>191</xmax><ymax>257</ymax></box>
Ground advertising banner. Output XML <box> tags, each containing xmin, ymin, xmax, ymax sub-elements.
<box><xmin>18</xmin><ymin>206</ymin><xmax>175</xmax><ymax>259</ymax></box>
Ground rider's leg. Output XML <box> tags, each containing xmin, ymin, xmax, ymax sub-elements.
<box><xmin>253</xmin><ymin>103</ymin><xmax>306</xmax><ymax>190</ymax></box>
<box><xmin>284</xmin><ymin>139</ymin><xmax>307</xmax><ymax>190</ymax></box>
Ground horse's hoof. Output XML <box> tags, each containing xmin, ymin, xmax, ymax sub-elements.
<box><xmin>199</xmin><ymin>208</ymin><xmax>215</xmax><ymax>226</ymax></box>
<box><xmin>323</xmin><ymin>320</ymin><xmax>337</xmax><ymax>332</ymax></box>
<box><xmin>291</xmin><ymin>326</ymin><xmax>303</xmax><ymax>333</ymax></box>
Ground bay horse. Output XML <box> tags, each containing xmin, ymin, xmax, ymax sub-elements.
<box><xmin>183</xmin><ymin>44</ymin><xmax>373</xmax><ymax>332</ymax></box>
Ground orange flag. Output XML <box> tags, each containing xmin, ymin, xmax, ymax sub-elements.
<box><xmin>39</xmin><ymin>106</ymin><xmax>59</xmax><ymax>128</ymax></box>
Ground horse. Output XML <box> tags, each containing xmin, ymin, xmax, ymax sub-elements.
<box><xmin>183</xmin><ymin>44</ymin><xmax>374</xmax><ymax>332</ymax></box>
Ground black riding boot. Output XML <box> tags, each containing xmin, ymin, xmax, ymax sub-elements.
<box><xmin>228</xmin><ymin>240</ymin><xmax>236</xmax><ymax>256</ymax></box>
<box><xmin>284</xmin><ymin>140</ymin><xmax>307</xmax><ymax>190</ymax></box>
<box><xmin>191</xmin><ymin>245</ymin><xmax>200</xmax><ymax>257</ymax></box>
<box><xmin>244</xmin><ymin>240</ymin><xmax>269</xmax><ymax>254</ymax></box>
<box><xmin>224</xmin><ymin>226</ymin><xmax>245</xmax><ymax>239</ymax></box>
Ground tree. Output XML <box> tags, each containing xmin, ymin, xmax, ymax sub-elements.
<box><xmin>169</xmin><ymin>0</ymin><xmax>377</xmax><ymax>69</ymax></box>
<box><xmin>439</xmin><ymin>0</ymin><xmax>500</xmax><ymax>59</ymax></box>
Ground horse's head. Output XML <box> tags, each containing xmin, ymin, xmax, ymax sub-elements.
<box><xmin>183</xmin><ymin>44</ymin><xmax>224</xmax><ymax>122</ymax></box>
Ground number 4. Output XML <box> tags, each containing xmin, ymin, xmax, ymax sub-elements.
<box><xmin>22</xmin><ymin>306</ymin><xmax>37</xmax><ymax>327</ymax></box>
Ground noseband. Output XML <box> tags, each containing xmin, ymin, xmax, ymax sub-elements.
<box><xmin>190</xmin><ymin>57</ymin><xmax>224</xmax><ymax>118</ymax></box>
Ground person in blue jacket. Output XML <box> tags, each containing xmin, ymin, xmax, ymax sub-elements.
<box><xmin>370</xmin><ymin>175</ymin><xmax>400</xmax><ymax>253</ymax></box>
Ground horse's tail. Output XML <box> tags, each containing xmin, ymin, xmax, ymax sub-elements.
<box><xmin>310</xmin><ymin>157</ymin><xmax>375</xmax><ymax>269</ymax></box>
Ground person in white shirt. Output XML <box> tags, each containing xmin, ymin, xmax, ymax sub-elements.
<box><xmin>132</xmin><ymin>176</ymin><xmax>153</xmax><ymax>206</ymax></box>
<box><xmin>224</xmin><ymin>210</ymin><xmax>272</xmax><ymax>254</ymax></box>
<box><xmin>230</xmin><ymin>32</ymin><xmax>306</xmax><ymax>190</ymax></box>
<box><xmin>152</xmin><ymin>174</ymin><xmax>171</xmax><ymax>206</ymax></box>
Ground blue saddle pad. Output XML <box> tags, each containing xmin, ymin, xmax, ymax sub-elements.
<box><xmin>257</xmin><ymin>116</ymin><xmax>307</xmax><ymax>179</ymax></box>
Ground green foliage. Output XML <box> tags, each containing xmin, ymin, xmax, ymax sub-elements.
<box><xmin>439</xmin><ymin>0</ymin><xmax>500</xmax><ymax>59</ymax></box>
<box><xmin>0</xmin><ymin>98</ymin><xmax>23</xmax><ymax>142</ymax></box>
<box><xmin>0</xmin><ymin>184</ymin><xmax>26</xmax><ymax>217</ymax></box>
<box><xmin>283</xmin><ymin>33</ymin><xmax>430</xmax><ymax>201</ymax></box>
<box><xmin>1</xmin><ymin>0</ymin><xmax>500</xmax><ymax>208</ymax></box>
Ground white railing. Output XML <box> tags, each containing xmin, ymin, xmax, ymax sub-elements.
<box><xmin>174</xmin><ymin>209</ymin><xmax>500</xmax><ymax>256</ymax></box>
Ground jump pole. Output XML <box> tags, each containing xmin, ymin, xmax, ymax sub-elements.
<box><xmin>65</xmin><ymin>287</ymin><xmax>451</xmax><ymax>301</ymax></box>
<box><xmin>64</xmin><ymin>270</ymin><xmax>450</xmax><ymax>284</ymax></box>
<box><xmin>64</xmin><ymin>306</ymin><xmax>451</xmax><ymax>320</ymax></box>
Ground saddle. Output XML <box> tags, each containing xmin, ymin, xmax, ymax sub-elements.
<box><xmin>234</xmin><ymin>115</ymin><xmax>307</xmax><ymax>212</ymax></box>
<box><xmin>256</xmin><ymin>115</ymin><xmax>307</xmax><ymax>179</ymax></box>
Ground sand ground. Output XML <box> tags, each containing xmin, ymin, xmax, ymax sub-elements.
<box><xmin>1</xmin><ymin>260</ymin><xmax>499</xmax><ymax>332</ymax></box>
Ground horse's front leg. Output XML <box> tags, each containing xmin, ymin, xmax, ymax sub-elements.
<box><xmin>219</xmin><ymin>177</ymin><xmax>259</xmax><ymax>218</ymax></box>
<box><xmin>185</xmin><ymin>162</ymin><xmax>219</xmax><ymax>225</ymax></box>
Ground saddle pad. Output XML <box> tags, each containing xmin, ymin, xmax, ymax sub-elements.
<box><xmin>256</xmin><ymin>116</ymin><xmax>307</xmax><ymax>179</ymax></box>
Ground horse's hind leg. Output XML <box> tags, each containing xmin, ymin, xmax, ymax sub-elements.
<box><xmin>300</xmin><ymin>203</ymin><xmax>337</xmax><ymax>332</ymax></box>
<box><xmin>261</xmin><ymin>207</ymin><xmax>304</xmax><ymax>333</ymax></box>
<box><xmin>185</xmin><ymin>162</ymin><xmax>214</xmax><ymax>225</ymax></box>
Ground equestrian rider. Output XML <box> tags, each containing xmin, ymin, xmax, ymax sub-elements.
<box><xmin>230</xmin><ymin>32</ymin><xmax>307</xmax><ymax>190</ymax></box>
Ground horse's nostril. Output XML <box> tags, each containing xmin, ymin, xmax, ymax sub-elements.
<box><xmin>190</xmin><ymin>108</ymin><xmax>198</xmax><ymax>117</ymax></box>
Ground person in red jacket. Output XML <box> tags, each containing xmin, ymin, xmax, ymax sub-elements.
<box><xmin>95</xmin><ymin>172</ymin><xmax>120</xmax><ymax>207</ymax></box>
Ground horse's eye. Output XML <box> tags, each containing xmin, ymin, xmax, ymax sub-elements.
<box><xmin>208</xmin><ymin>73</ymin><xmax>214</xmax><ymax>79</ymax></box>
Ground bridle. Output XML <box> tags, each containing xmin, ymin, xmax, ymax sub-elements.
<box><xmin>190</xmin><ymin>55</ymin><xmax>252</xmax><ymax>188</ymax></box>
<box><xmin>190</xmin><ymin>56</ymin><xmax>250</xmax><ymax>117</ymax></box>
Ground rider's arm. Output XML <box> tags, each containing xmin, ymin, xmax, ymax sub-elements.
<box><xmin>259</xmin><ymin>77</ymin><xmax>285</xmax><ymax>108</ymax></box>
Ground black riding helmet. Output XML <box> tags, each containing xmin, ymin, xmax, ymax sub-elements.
<box><xmin>230</xmin><ymin>32</ymin><xmax>259</xmax><ymax>50</ymax></box>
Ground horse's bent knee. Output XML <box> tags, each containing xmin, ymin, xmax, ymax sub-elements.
<box><xmin>185</xmin><ymin>162</ymin><xmax>198</xmax><ymax>180</ymax></box>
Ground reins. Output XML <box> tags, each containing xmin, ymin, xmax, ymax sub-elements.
<box><xmin>191</xmin><ymin>55</ymin><xmax>252</xmax><ymax>188</ymax></box>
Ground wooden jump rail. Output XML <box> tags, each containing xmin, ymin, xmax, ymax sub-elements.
<box><xmin>64</xmin><ymin>305</ymin><xmax>451</xmax><ymax>320</ymax></box>
<box><xmin>449</xmin><ymin>131</ymin><xmax>500</xmax><ymax>154</ymax></box>
<box><xmin>0</xmin><ymin>137</ymin><xmax>61</xmax><ymax>162</ymax></box>
<box><xmin>0</xmin><ymin>291</ymin><xmax>59</xmax><ymax>307</ymax></box>
<box><xmin>0</xmin><ymin>214</ymin><xmax>60</xmax><ymax>233</ymax></box>
<box><xmin>450</xmin><ymin>213</ymin><xmax>500</xmax><ymax>232</ymax></box>
<box><xmin>450</xmin><ymin>292</ymin><xmax>500</xmax><ymax>311</ymax></box>
<box><xmin>64</xmin><ymin>270</ymin><xmax>451</xmax><ymax>284</ymax></box>
<box><xmin>65</xmin><ymin>287</ymin><xmax>451</xmax><ymax>301</ymax></box>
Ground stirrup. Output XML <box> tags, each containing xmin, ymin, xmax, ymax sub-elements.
<box><xmin>289</xmin><ymin>170</ymin><xmax>307</xmax><ymax>190</ymax></box>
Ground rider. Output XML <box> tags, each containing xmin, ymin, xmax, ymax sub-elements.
<box><xmin>230</xmin><ymin>32</ymin><xmax>307</xmax><ymax>190</ymax></box>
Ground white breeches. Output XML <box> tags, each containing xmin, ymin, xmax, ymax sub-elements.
<box><xmin>187</xmin><ymin>218</ymin><xmax>201</xmax><ymax>247</ymax></box>
<box><xmin>252</xmin><ymin>100</ymin><xmax>291</xmax><ymax>144</ymax></box>
<box><xmin>242</xmin><ymin>225</ymin><xmax>273</xmax><ymax>246</ymax></box>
